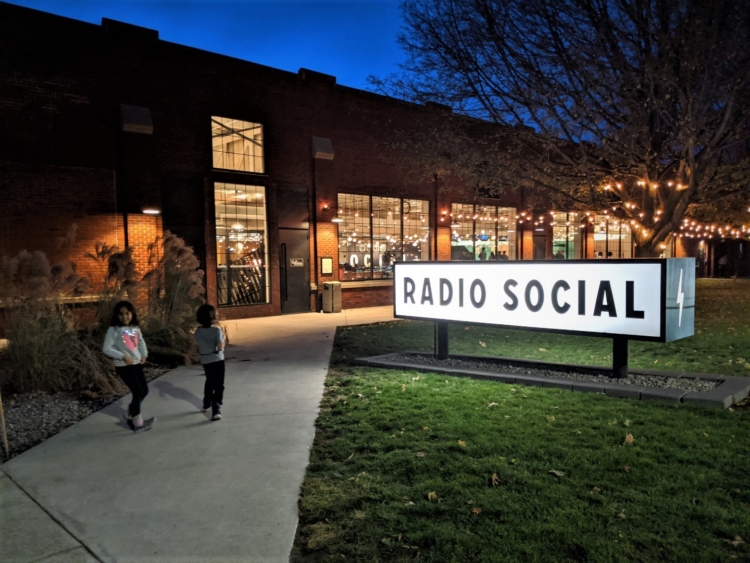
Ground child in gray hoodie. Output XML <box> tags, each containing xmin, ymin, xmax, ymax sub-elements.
<box><xmin>103</xmin><ymin>300</ymin><xmax>153</xmax><ymax>432</ymax></box>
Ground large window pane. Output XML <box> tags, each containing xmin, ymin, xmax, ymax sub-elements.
<box><xmin>403</xmin><ymin>199</ymin><xmax>430</xmax><ymax>262</ymax></box>
<box><xmin>593</xmin><ymin>214</ymin><xmax>632</xmax><ymax>258</ymax></box>
<box><xmin>451</xmin><ymin>203</ymin><xmax>517</xmax><ymax>260</ymax></box>
<box><xmin>337</xmin><ymin>194</ymin><xmax>370</xmax><ymax>281</ymax></box>
<box><xmin>336</xmin><ymin>194</ymin><xmax>431</xmax><ymax>281</ymax></box>
<box><xmin>451</xmin><ymin>203</ymin><xmax>475</xmax><ymax>260</ymax></box>
<box><xmin>372</xmin><ymin>197</ymin><xmax>401</xmax><ymax>279</ymax></box>
<box><xmin>211</xmin><ymin>117</ymin><xmax>264</xmax><ymax>173</ymax></box>
<box><xmin>552</xmin><ymin>212</ymin><xmax>583</xmax><ymax>259</ymax></box>
<box><xmin>214</xmin><ymin>183</ymin><xmax>269</xmax><ymax>305</ymax></box>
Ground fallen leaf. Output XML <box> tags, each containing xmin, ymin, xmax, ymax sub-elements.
<box><xmin>404</xmin><ymin>501</ymin><xmax>415</xmax><ymax>506</ymax></box>
<box><xmin>491</xmin><ymin>473</ymin><xmax>501</xmax><ymax>487</ymax></box>
<box><xmin>487</xmin><ymin>402</ymin><xmax>498</xmax><ymax>407</ymax></box>
<box><xmin>427</xmin><ymin>492</ymin><xmax>438</xmax><ymax>501</ymax></box>
<box><xmin>467</xmin><ymin>499</ymin><xmax>474</xmax><ymax>504</ymax></box>
<box><xmin>423</xmin><ymin>426</ymin><xmax>429</xmax><ymax>431</ymax></box>
<box><xmin>356</xmin><ymin>393</ymin><xmax>365</xmax><ymax>399</ymax></box>
<box><xmin>415</xmin><ymin>452</ymin><xmax>425</xmax><ymax>458</ymax></box>
<box><xmin>575</xmin><ymin>430</ymin><xmax>582</xmax><ymax>435</ymax></box>
<box><xmin>590</xmin><ymin>486</ymin><xmax>601</xmax><ymax>494</ymax></box>
<box><xmin>624</xmin><ymin>465</ymin><xmax>631</xmax><ymax>473</ymax></box>
<box><xmin>624</xmin><ymin>420</ymin><xmax>631</xmax><ymax>426</ymax></box>
<box><xmin>472</xmin><ymin>507</ymin><xmax>482</xmax><ymax>515</ymax></box>
<box><xmin>703</xmin><ymin>432</ymin><xmax>709</xmax><ymax>437</ymax></box>
<box><xmin>464</xmin><ymin>326</ymin><xmax>471</xmax><ymax>330</ymax></box>
<box><xmin>504</xmin><ymin>415</ymin><xmax>511</xmax><ymax>419</ymax></box>
<box><xmin>479</xmin><ymin>341</ymin><xmax>486</xmax><ymax>347</ymax></box>
<box><xmin>510</xmin><ymin>388</ymin><xmax>517</xmax><ymax>393</ymax></box>
<box><xmin>401</xmin><ymin>384</ymin><xmax>406</xmax><ymax>392</ymax></box>
<box><xmin>547</xmin><ymin>416</ymin><xmax>556</xmax><ymax>422</ymax></box>
<box><xmin>458</xmin><ymin>440</ymin><xmax>467</xmax><ymax>447</ymax></box>
<box><xmin>549</xmin><ymin>469</ymin><xmax>565</xmax><ymax>478</ymax></box>
<box><xmin>412</xmin><ymin>375</ymin><xmax>420</xmax><ymax>381</ymax></box>
<box><xmin>522</xmin><ymin>394</ymin><xmax>527</xmax><ymax>398</ymax></box>
<box><xmin>539</xmin><ymin>348</ymin><xmax>547</xmax><ymax>352</ymax></box>
<box><xmin>618</xmin><ymin>510</ymin><xmax>626</xmax><ymax>519</ymax></box>
<box><xmin>624</xmin><ymin>433</ymin><xmax>634</xmax><ymax>445</ymax></box>
<box><xmin>728</xmin><ymin>536</ymin><xmax>745</xmax><ymax>547</ymax></box>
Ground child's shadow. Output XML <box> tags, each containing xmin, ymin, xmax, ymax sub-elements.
<box><xmin>100</xmin><ymin>402</ymin><xmax>131</xmax><ymax>429</ymax></box>
<box><xmin>153</xmin><ymin>379</ymin><xmax>202</xmax><ymax>409</ymax></box>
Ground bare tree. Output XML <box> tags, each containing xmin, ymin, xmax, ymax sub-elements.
<box><xmin>371</xmin><ymin>0</ymin><xmax>750</xmax><ymax>256</ymax></box>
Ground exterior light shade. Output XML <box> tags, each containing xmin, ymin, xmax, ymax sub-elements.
<box><xmin>332</xmin><ymin>216</ymin><xmax>344</xmax><ymax>223</ymax></box>
<box><xmin>450</xmin><ymin>222</ymin><xmax>461</xmax><ymax>228</ymax></box>
<box><xmin>142</xmin><ymin>206</ymin><xmax>161</xmax><ymax>215</ymax></box>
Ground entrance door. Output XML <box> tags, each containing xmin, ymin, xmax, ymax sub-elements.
<box><xmin>279</xmin><ymin>228</ymin><xmax>310</xmax><ymax>314</ymax></box>
<box><xmin>533</xmin><ymin>235</ymin><xmax>547</xmax><ymax>260</ymax></box>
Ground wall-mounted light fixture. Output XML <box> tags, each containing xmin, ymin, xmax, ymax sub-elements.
<box><xmin>142</xmin><ymin>206</ymin><xmax>161</xmax><ymax>215</ymax></box>
<box><xmin>331</xmin><ymin>209</ymin><xmax>344</xmax><ymax>223</ymax></box>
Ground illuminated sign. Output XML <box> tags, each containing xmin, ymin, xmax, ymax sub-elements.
<box><xmin>393</xmin><ymin>259</ymin><xmax>694</xmax><ymax>342</ymax></box>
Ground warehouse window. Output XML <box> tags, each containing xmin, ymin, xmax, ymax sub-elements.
<box><xmin>450</xmin><ymin>203</ymin><xmax>517</xmax><ymax>260</ymax></box>
<box><xmin>214</xmin><ymin>183</ymin><xmax>269</xmax><ymax>305</ymax></box>
<box><xmin>211</xmin><ymin>117</ymin><xmax>264</xmax><ymax>173</ymax></box>
<box><xmin>336</xmin><ymin>194</ymin><xmax>430</xmax><ymax>281</ymax></box>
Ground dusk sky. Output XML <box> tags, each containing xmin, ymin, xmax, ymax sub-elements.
<box><xmin>8</xmin><ymin>0</ymin><xmax>406</xmax><ymax>90</ymax></box>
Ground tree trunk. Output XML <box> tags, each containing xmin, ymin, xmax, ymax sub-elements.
<box><xmin>634</xmin><ymin>243</ymin><xmax>662</xmax><ymax>258</ymax></box>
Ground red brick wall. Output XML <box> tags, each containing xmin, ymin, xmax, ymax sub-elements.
<box><xmin>342</xmin><ymin>286</ymin><xmax>392</xmax><ymax>309</ymax></box>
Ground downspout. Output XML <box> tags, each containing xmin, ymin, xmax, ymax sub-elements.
<box><xmin>312</xmin><ymin>158</ymin><xmax>319</xmax><ymax>310</ymax></box>
<box><xmin>434</xmin><ymin>173</ymin><xmax>439</xmax><ymax>260</ymax></box>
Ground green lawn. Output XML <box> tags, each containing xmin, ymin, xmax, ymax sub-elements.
<box><xmin>292</xmin><ymin>279</ymin><xmax>750</xmax><ymax>562</ymax></box>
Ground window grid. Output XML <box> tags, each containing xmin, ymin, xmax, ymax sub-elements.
<box><xmin>337</xmin><ymin>194</ymin><xmax>430</xmax><ymax>281</ymax></box>
<box><xmin>451</xmin><ymin>203</ymin><xmax>517</xmax><ymax>260</ymax></box>
<box><xmin>211</xmin><ymin>116</ymin><xmax>264</xmax><ymax>173</ymax></box>
<box><xmin>214</xmin><ymin>182</ymin><xmax>269</xmax><ymax>305</ymax></box>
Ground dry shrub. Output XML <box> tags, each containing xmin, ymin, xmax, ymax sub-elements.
<box><xmin>2</xmin><ymin>303</ymin><xmax>120</xmax><ymax>394</ymax></box>
<box><xmin>141</xmin><ymin>231</ymin><xmax>205</xmax><ymax>362</ymax></box>
<box><xmin>0</xmin><ymin>241</ymin><xmax>119</xmax><ymax>394</ymax></box>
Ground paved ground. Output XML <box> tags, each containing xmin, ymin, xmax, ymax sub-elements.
<box><xmin>1</xmin><ymin>306</ymin><xmax>396</xmax><ymax>563</ymax></box>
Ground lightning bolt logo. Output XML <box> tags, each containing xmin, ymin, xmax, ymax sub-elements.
<box><xmin>676</xmin><ymin>269</ymin><xmax>685</xmax><ymax>327</ymax></box>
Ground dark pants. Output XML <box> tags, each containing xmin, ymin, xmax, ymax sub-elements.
<box><xmin>115</xmin><ymin>364</ymin><xmax>149</xmax><ymax>418</ymax></box>
<box><xmin>203</xmin><ymin>360</ymin><xmax>225</xmax><ymax>408</ymax></box>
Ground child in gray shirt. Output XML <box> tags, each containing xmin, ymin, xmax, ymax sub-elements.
<box><xmin>195</xmin><ymin>304</ymin><xmax>225</xmax><ymax>421</ymax></box>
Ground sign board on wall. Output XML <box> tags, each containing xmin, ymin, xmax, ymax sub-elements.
<box><xmin>393</xmin><ymin>259</ymin><xmax>695</xmax><ymax>342</ymax></box>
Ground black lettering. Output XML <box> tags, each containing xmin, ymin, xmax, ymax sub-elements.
<box><xmin>459</xmin><ymin>278</ymin><xmax>464</xmax><ymax>307</ymax></box>
<box><xmin>593</xmin><ymin>281</ymin><xmax>617</xmax><ymax>317</ymax></box>
<box><xmin>421</xmin><ymin>279</ymin><xmax>434</xmax><ymax>305</ymax></box>
<box><xmin>439</xmin><ymin>278</ymin><xmax>453</xmax><ymax>306</ymax></box>
<box><xmin>626</xmin><ymin>281</ymin><xmax>645</xmax><ymax>319</ymax></box>
<box><xmin>578</xmin><ymin>280</ymin><xmax>585</xmax><ymax>315</ymax></box>
<box><xmin>470</xmin><ymin>280</ymin><xmax>486</xmax><ymax>308</ymax></box>
<box><xmin>404</xmin><ymin>277</ymin><xmax>415</xmax><ymax>304</ymax></box>
<box><xmin>503</xmin><ymin>279</ymin><xmax>518</xmax><ymax>310</ymax></box>
<box><xmin>525</xmin><ymin>280</ymin><xmax>544</xmax><ymax>312</ymax></box>
<box><xmin>552</xmin><ymin>280</ymin><xmax>571</xmax><ymax>313</ymax></box>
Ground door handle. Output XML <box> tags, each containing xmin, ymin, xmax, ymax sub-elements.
<box><xmin>280</xmin><ymin>243</ymin><xmax>288</xmax><ymax>301</ymax></box>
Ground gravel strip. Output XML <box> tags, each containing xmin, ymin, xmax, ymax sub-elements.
<box><xmin>387</xmin><ymin>353</ymin><xmax>718</xmax><ymax>394</ymax></box>
<box><xmin>0</xmin><ymin>365</ymin><xmax>170</xmax><ymax>463</ymax></box>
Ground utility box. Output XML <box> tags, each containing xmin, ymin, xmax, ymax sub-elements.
<box><xmin>322</xmin><ymin>281</ymin><xmax>342</xmax><ymax>313</ymax></box>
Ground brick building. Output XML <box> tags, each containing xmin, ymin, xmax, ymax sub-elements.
<box><xmin>0</xmin><ymin>3</ymin><xmax>708</xmax><ymax>321</ymax></box>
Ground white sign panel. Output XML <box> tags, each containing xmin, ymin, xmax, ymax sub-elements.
<box><xmin>394</xmin><ymin>260</ymin><xmax>692</xmax><ymax>341</ymax></box>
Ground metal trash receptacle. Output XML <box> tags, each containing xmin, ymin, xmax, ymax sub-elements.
<box><xmin>322</xmin><ymin>281</ymin><xmax>342</xmax><ymax>313</ymax></box>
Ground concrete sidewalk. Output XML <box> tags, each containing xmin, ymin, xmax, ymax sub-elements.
<box><xmin>1</xmin><ymin>306</ymin><xmax>396</xmax><ymax>563</ymax></box>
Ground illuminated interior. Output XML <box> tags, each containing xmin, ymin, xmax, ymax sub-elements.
<box><xmin>214</xmin><ymin>182</ymin><xmax>269</xmax><ymax>305</ymax></box>
<box><xmin>336</xmin><ymin>194</ymin><xmax>430</xmax><ymax>281</ymax></box>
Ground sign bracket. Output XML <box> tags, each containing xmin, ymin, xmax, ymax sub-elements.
<box><xmin>613</xmin><ymin>336</ymin><xmax>628</xmax><ymax>378</ymax></box>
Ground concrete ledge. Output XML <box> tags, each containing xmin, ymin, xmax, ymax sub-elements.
<box><xmin>605</xmin><ymin>386</ymin><xmax>644</xmax><ymax>400</ymax></box>
<box><xmin>353</xmin><ymin>352</ymin><xmax>748</xmax><ymax>408</ymax></box>
<box><xmin>641</xmin><ymin>388</ymin><xmax>687</xmax><ymax>403</ymax></box>
<box><xmin>683</xmin><ymin>377</ymin><xmax>750</xmax><ymax>408</ymax></box>
<box><xmin>571</xmin><ymin>382</ymin><xmax>606</xmax><ymax>394</ymax></box>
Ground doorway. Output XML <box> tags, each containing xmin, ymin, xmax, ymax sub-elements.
<box><xmin>533</xmin><ymin>235</ymin><xmax>547</xmax><ymax>260</ymax></box>
<box><xmin>279</xmin><ymin>229</ymin><xmax>310</xmax><ymax>314</ymax></box>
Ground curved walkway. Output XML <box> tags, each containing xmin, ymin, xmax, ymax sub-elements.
<box><xmin>1</xmin><ymin>306</ymin><xmax>396</xmax><ymax>563</ymax></box>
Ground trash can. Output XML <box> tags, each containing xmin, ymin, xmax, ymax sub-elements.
<box><xmin>322</xmin><ymin>281</ymin><xmax>342</xmax><ymax>313</ymax></box>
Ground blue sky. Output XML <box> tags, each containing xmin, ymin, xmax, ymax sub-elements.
<box><xmin>8</xmin><ymin>0</ymin><xmax>406</xmax><ymax>90</ymax></box>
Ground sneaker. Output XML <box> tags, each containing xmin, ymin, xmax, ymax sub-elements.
<box><xmin>211</xmin><ymin>409</ymin><xmax>222</xmax><ymax>421</ymax></box>
<box><xmin>201</xmin><ymin>404</ymin><xmax>211</xmax><ymax>412</ymax></box>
